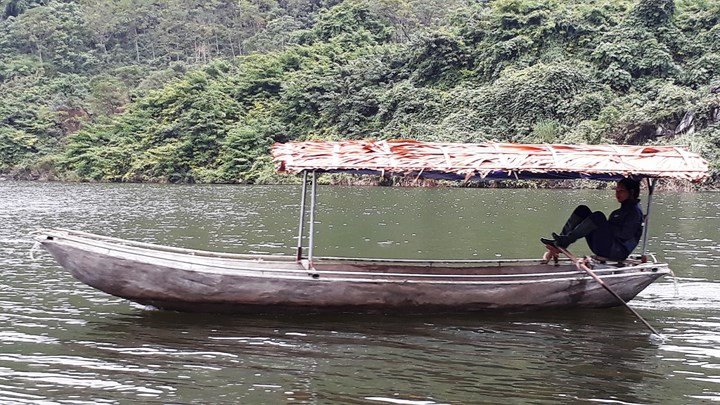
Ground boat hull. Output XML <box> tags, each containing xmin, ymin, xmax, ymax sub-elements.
<box><xmin>35</xmin><ymin>230</ymin><xmax>669</xmax><ymax>314</ymax></box>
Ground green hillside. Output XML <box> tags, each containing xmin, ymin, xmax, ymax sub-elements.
<box><xmin>1</xmin><ymin>0</ymin><xmax>719</xmax><ymax>184</ymax></box>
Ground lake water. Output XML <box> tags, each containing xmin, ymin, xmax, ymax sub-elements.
<box><xmin>1</xmin><ymin>181</ymin><xmax>719</xmax><ymax>404</ymax></box>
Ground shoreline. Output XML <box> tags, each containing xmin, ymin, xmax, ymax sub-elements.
<box><xmin>1</xmin><ymin>172</ymin><xmax>712</xmax><ymax>192</ymax></box>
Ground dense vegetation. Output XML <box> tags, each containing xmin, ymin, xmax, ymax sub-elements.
<box><xmin>1</xmin><ymin>0</ymin><xmax>719</xmax><ymax>184</ymax></box>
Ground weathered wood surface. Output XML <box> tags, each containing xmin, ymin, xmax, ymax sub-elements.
<box><xmin>36</xmin><ymin>230</ymin><xmax>669</xmax><ymax>313</ymax></box>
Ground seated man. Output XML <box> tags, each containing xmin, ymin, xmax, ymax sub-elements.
<box><xmin>541</xmin><ymin>178</ymin><xmax>644</xmax><ymax>262</ymax></box>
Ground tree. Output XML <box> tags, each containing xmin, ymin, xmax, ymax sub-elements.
<box><xmin>8</xmin><ymin>2</ymin><xmax>96</xmax><ymax>73</ymax></box>
<box><xmin>312</xmin><ymin>0</ymin><xmax>393</xmax><ymax>46</ymax></box>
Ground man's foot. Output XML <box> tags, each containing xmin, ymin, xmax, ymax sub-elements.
<box><xmin>551</xmin><ymin>232</ymin><xmax>571</xmax><ymax>248</ymax></box>
<box><xmin>540</xmin><ymin>237</ymin><xmax>557</xmax><ymax>247</ymax></box>
<box><xmin>542</xmin><ymin>250</ymin><xmax>559</xmax><ymax>264</ymax></box>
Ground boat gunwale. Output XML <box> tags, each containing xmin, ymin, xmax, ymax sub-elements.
<box><xmin>45</xmin><ymin>228</ymin><xmax>576</xmax><ymax>265</ymax></box>
<box><xmin>36</xmin><ymin>229</ymin><xmax>671</xmax><ymax>284</ymax></box>
<box><xmin>48</xmin><ymin>228</ymin><xmax>297</xmax><ymax>261</ymax></box>
<box><xmin>38</xmin><ymin>228</ymin><xmax>656</xmax><ymax>266</ymax></box>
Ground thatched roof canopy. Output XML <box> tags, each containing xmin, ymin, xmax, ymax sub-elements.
<box><xmin>272</xmin><ymin>140</ymin><xmax>709</xmax><ymax>182</ymax></box>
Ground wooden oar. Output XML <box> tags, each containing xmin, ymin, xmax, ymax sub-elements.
<box><xmin>554</xmin><ymin>245</ymin><xmax>662</xmax><ymax>337</ymax></box>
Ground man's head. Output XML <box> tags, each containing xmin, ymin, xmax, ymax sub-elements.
<box><xmin>616</xmin><ymin>178</ymin><xmax>641</xmax><ymax>202</ymax></box>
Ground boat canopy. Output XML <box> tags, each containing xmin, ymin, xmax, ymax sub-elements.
<box><xmin>272</xmin><ymin>140</ymin><xmax>709</xmax><ymax>182</ymax></box>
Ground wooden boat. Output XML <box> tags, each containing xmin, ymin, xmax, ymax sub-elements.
<box><xmin>34</xmin><ymin>141</ymin><xmax>709</xmax><ymax>313</ymax></box>
<box><xmin>36</xmin><ymin>228</ymin><xmax>669</xmax><ymax>313</ymax></box>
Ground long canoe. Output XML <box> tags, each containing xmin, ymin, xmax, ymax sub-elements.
<box><xmin>34</xmin><ymin>229</ymin><xmax>669</xmax><ymax>313</ymax></box>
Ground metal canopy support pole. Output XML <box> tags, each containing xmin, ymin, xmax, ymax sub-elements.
<box><xmin>307</xmin><ymin>171</ymin><xmax>318</xmax><ymax>267</ymax></box>
<box><xmin>641</xmin><ymin>178</ymin><xmax>657</xmax><ymax>261</ymax></box>
<box><xmin>296</xmin><ymin>171</ymin><xmax>308</xmax><ymax>261</ymax></box>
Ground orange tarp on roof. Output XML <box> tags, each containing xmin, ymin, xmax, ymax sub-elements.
<box><xmin>272</xmin><ymin>140</ymin><xmax>709</xmax><ymax>182</ymax></box>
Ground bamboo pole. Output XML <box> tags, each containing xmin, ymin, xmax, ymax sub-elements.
<box><xmin>640</xmin><ymin>178</ymin><xmax>657</xmax><ymax>262</ymax></box>
<box><xmin>307</xmin><ymin>171</ymin><xmax>318</xmax><ymax>267</ymax></box>
<box><xmin>296</xmin><ymin>171</ymin><xmax>308</xmax><ymax>261</ymax></box>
